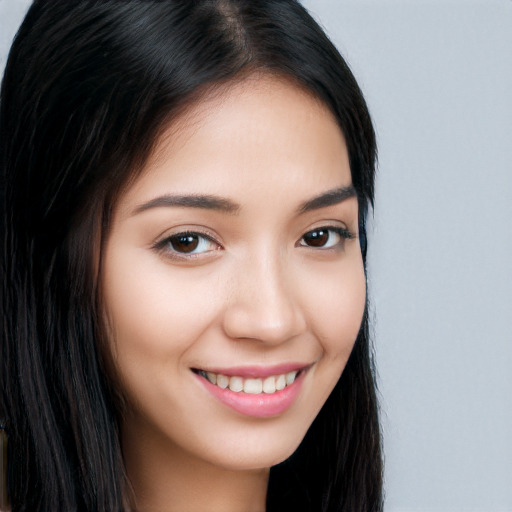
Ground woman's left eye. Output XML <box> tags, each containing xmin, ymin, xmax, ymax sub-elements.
<box><xmin>299</xmin><ymin>226</ymin><xmax>353</xmax><ymax>249</ymax></box>
<box><xmin>156</xmin><ymin>232</ymin><xmax>220</xmax><ymax>256</ymax></box>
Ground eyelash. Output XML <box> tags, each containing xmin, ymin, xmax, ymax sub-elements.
<box><xmin>298</xmin><ymin>226</ymin><xmax>355</xmax><ymax>249</ymax></box>
<box><xmin>153</xmin><ymin>226</ymin><xmax>355</xmax><ymax>260</ymax></box>
<box><xmin>153</xmin><ymin>230</ymin><xmax>220</xmax><ymax>258</ymax></box>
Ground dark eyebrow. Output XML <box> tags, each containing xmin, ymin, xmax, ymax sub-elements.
<box><xmin>297</xmin><ymin>185</ymin><xmax>357</xmax><ymax>214</ymax></box>
<box><xmin>132</xmin><ymin>194</ymin><xmax>241</xmax><ymax>216</ymax></box>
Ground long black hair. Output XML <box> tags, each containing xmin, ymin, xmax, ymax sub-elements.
<box><xmin>0</xmin><ymin>1</ymin><xmax>382</xmax><ymax>510</ymax></box>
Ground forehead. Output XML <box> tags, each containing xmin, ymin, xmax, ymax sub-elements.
<box><xmin>115</xmin><ymin>74</ymin><xmax>352</xmax><ymax>218</ymax></box>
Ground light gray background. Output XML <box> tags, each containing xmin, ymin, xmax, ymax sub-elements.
<box><xmin>1</xmin><ymin>1</ymin><xmax>511</xmax><ymax>511</ymax></box>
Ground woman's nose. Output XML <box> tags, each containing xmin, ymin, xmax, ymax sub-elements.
<box><xmin>221</xmin><ymin>253</ymin><xmax>307</xmax><ymax>345</ymax></box>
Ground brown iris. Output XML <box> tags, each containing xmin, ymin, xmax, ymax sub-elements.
<box><xmin>170</xmin><ymin>234</ymin><xmax>199</xmax><ymax>253</ymax></box>
<box><xmin>303</xmin><ymin>229</ymin><xmax>329</xmax><ymax>247</ymax></box>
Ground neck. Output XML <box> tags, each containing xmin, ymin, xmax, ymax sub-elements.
<box><xmin>122</xmin><ymin>414</ymin><xmax>269</xmax><ymax>512</ymax></box>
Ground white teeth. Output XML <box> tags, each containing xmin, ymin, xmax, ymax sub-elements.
<box><xmin>200</xmin><ymin>369</ymin><xmax>301</xmax><ymax>394</ymax></box>
<box><xmin>275</xmin><ymin>374</ymin><xmax>286</xmax><ymax>391</ymax></box>
<box><xmin>217</xmin><ymin>374</ymin><xmax>229</xmax><ymax>389</ymax></box>
<box><xmin>229</xmin><ymin>376</ymin><xmax>244</xmax><ymax>392</ymax></box>
<box><xmin>286</xmin><ymin>371</ymin><xmax>298</xmax><ymax>385</ymax></box>
<box><xmin>263</xmin><ymin>376</ymin><xmax>276</xmax><ymax>394</ymax></box>
<box><xmin>244</xmin><ymin>378</ymin><xmax>263</xmax><ymax>394</ymax></box>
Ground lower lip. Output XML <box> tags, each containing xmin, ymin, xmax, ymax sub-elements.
<box><xmin>194</xmin><ymin>371</ymin><xmax>305</xmax><ymax>418</ymax></box>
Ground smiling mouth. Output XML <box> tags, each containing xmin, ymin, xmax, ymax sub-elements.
<box><xmin>193</xmin><ymin>369</ymin><xmax>302</xmax><ymax>395</ymax></box>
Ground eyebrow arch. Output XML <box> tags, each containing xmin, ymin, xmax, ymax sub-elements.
<box><xmin>132</xmin><ymin>186</ymin><xmax>356</xmax><ymax>216</ymax></box>
<box><xmin>132</xmin><ymin>194</ymin><xmax>241</xmax><ymax>216</ymax></box>
<box><xmin>297</xmin><ymin>185</ymin><xmax>357</xmax><ymax>214</ymax></box>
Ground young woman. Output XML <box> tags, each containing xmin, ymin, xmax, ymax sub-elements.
<box><xmin>0</xmin><ymin>1</ymin><xmax>383</xmax><ymax>511</ymax></box>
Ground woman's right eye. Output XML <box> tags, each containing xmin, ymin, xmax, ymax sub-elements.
<box><xmin>154</xmin><ymin>231</ymin><xmax>221</xmax><ymax>258</ymax></box>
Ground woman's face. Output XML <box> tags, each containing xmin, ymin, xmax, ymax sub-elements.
<box><xmin>101</xmin><ymin>75</ymin><xmax>366</xmax><ymax>471</ymax></box>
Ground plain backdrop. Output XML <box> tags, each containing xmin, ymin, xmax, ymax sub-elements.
<box><xmin>1</xmin><ymin>1</ymin><xmax>511</xmax><ymax>511</ymax></box>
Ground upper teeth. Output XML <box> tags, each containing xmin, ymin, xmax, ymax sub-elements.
<box><xmin>200</xmin><ymin>370</ymin><xmax>299</xmax><ymax>394</ymax></box>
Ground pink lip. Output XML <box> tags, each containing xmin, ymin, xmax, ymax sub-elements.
<box><xmin>195</xmin><ymin>362</ymin><xmax>309</xmax><ymax>378</ymax></box>
<box><xmin>194</xmin><ymin>369</ymin><xmax>307</xmax><ymax>418</ymax></box>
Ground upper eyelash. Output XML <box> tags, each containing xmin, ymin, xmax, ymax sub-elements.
<box><xmin>152</xmin><ymin>225</ymin><xmax>355</xmax><ymax>257</ymax></box>
<box><xmin>302</xmin><ymin>225</ymin><xmax>355</xmax><ymax>240</ymax></box>
<box><xmin>332</xmin><ymin>226</ymin><xmax>355</xmax><ymax>239</ymax></box>
<box><xmin>152</xmin><ymin>230</ymin><xmax>220</xmax><ymax>255</ymax></box>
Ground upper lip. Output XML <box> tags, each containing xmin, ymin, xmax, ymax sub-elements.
<box><xmin>193</xmin><ymin>362</ymin><xmax>312</xmax><ymax>378</ymax></box>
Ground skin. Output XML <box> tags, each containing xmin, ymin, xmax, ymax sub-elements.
<box><xmin>101</xmin><ymin>75</ymin><xmax>366</xmax><ymax>512</ymax></box>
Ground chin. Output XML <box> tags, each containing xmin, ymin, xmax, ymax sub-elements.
<box><xmin>193</xmin><ymin>421</ymin><xmax>309</xmax><ymax>472</ymax></box>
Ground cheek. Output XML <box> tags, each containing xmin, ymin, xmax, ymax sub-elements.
<box><xmin>100</xmin><ymin>248</ymin><xmax>221</xmax><ymax>397</ymax></box>
<box><xmin>281</xmin><ymin>254</ymin><xmax>366</xmax><ymax>438</ymax></box>
<box><xmin>303</xmin><ymin>256</ymin><xmax>366</xmax><ymax>362</ymax></box>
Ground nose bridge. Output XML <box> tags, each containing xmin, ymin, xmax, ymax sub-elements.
<box><xmin>222</xmin><ymin>245</ymin><xmax>306</xmax><ymax>344</ymax></box>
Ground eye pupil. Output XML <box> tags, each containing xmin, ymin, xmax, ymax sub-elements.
<box><xmin>304</xmin><ymin>230</ymin><xmax>328</xmax><ymax>247</ymax></box>
<box><xmin>171</xmin><ymin>234</ymin><xmax>199</xmax><ymax>253</ymax></box>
